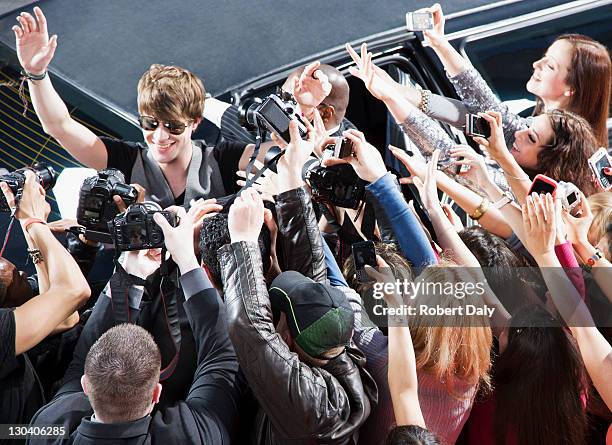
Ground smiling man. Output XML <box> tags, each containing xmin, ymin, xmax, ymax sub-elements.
<box><xmin>14</xmin><ymin>7</ymin><xmax>258</xmax><ymax>208</ymax></box>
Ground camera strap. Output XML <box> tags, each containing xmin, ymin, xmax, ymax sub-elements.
<box><xmin>244</xmin><ymin>121</ymin><xmax>263</xmax><ymax>187</ymax></box>
<box><xmin>157</xmin><ymin>249</ymin><xmax>181</xmax><ymax>381</ymax></box>
<box><xmin>0</xmin><ymin>209</ymin><xmax>17</xmax><ymax>257</ymax></box>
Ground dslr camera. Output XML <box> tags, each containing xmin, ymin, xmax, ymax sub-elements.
<box><xmin>238</xmin><ymin>92</ymin><xmax>308</xmax><ymax>144</ymax></box>
<box><xmin>303</xmin><ymin>158</ymin><xmax>367</xmax><ymax>210</ymax></box>
<box><xmin>77</xmin><ymin>169</ymin><xmax>138</xmax><ymax>240</ymax></box>
<box><xmin>109</xmin><ymin>202</ymin><xmax>176</xmax><ymax>251</ymax></box>
<box><xmin>0</xmin><ymin>163</ymin><xmax>57</xmax><ymax>212</ymax></box>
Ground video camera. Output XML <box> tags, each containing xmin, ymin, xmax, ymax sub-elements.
<box><xmin>77</xmin><ymin>169</ymin><xmax>138</xmax><ymax>241</ymax></box>
<box><xmin>0</xmin><ymin>163</ymin><xmax>57</xmax><ymax>212</ymax></box>
<box><xmin>109</xmin><ymin>202</ymin><xmax>176</xmax><ymax>251</ymax></box>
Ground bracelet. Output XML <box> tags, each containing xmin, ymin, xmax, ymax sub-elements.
<box><xmin>586</xmin><ymin>249</ymin><xmax>604</xmax><ymax>268</ymax></box>
<box><xmin>418</xmin><ymin>89</ymin><xmax>432</xmax><ymax>115</ymax></box>
<box><xmin>27</xmin><ymin>248</ymin><xmax>44</xmax><ymax>264</ymax></box>
<box><xmin>469</xmin><ymin>197</ymin><xmax>489</xmax><ymax>221</ymax></box>
<box><xmin>23</xmin><ymin>218</ymin><xmax>47</xmax><ymax>232</ymax></box>
<box><xmin>20</xmin><ymin>69</ymin><xmax>47</xmax><ymax>81</ymax></box>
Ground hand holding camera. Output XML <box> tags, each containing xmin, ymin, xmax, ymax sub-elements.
<box><xmin>561</xmin><ymin>190</ymin><xmax>593</xmax><ymax>246</ymax></box>
<box><xmin>420</xmin><ymin>4</ymin><xmax>447</xmax><ymax>50</ymax></box>
<box><xmin>471</xmin><ymin>111</ymin><xmax>510</xmax><ymax>163</ymax></box>
<box><xmin>153</xmin><ymin>206</ymin><xmax>200</xmax><ymax>274</ymax></box>
<box><xmin>0</xmin><ymin>170</ymin><xmax>49</xmax><ymax>222</ymax></box>
<box><xmin>322</xmin><ymin>129</ymin><xmax>387</xmax><ymax>183</ymax></box>
<box><xmin>276</xmin><ymin>119</ymin><xmax>317</xmax><ymax>193</ymax></box>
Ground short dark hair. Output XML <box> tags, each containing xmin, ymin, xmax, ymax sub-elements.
<box><xmin>384</xmin><ymin>425</ymin><xmax>440</xmax><ymax>445</ymax></box>
<box><xmin>84</xmin><ymin>324</ymin><xmax>161</xmax><ymax>423</ymax></box>
<box><xmin>199</xmin><ymin>212</ymin><xmax>271</xmax><ymax>289</ymax></box>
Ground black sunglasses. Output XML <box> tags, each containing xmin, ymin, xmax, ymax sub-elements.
<box><xmin>138</xmin><ymin>115</ymin><xmax>192</xmax><ymax>135</ymax></box>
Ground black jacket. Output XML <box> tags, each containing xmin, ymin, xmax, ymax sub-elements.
<box><xmin>28</xmin><ymin>268</ymin><xmax>241</xmax><ymax>445</ymax></box>
<box><xmin>219</xmin><ymin>186</ymin><xmax>377</xmax><ymax>445</ymax></box>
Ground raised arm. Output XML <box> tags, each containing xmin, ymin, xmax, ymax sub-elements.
<box><xmin>519</xmin><ymin>193</ymin><xmax>612</xmax><ymax>409</ymax></box>
<box><xmin>13</xmin><ymin>7</ymin><xmax>107</xmax><ymax>169</ymax></box>
<box><xmin>1</xmin><ymin>171</ymin><xmax>90</xmax><ymax>356</ymax></box>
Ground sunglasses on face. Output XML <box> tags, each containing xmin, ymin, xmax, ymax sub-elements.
<box><xmin>138</xmin><ymin>115</ymin><xmax>192</xmax><ymax>135</ymax></box>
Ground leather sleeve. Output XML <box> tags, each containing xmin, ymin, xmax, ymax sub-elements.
<box><xmin>275</xmin><ymin>186</ymin><xmax>326</xmax><ymax>283</ymax></box>
<box><xmin>219</xmin><ymin>241</ymin><xmax>353</xmax><ymax>440</ymax></box>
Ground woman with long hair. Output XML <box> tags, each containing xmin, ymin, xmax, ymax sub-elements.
<box><xmin>403</xmin><ymin>4</ymin><xmax>611</xmax><ymax>148</ymax></box>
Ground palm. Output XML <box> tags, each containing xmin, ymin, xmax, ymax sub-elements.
<box><xmin>295</xmin><ymin>78</ymin><xmax>327</xmax><ymax>108</ymax></box>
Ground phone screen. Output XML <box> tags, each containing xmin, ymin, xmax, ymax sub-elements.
<box><xmin>352</xmin><ymin>241</ymin><xmax>377</xmax><ymax>270</ymax></box>
<box><xmin>595</xmin><ymin>153</ymin><xmax>611</xmax><ymax>175</ymax></box>
<box><xmin>529</xmin><ymin>179</ymin><xmax>556</xmax><ymax>195</ymax></box>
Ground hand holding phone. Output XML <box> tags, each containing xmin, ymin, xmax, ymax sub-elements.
<box><xmin>465</xmin><ymin>114</ymin><xmax>491</xmax><ymax>139</ymax></box>
<box><xmin>528</xmin><ymin>174</ymin><xmax>558</xmax><ymax>198</ymax></box>
<box><xmin>352</xmin><ymin>241</ymin><xmax>377</xmax><ymax>283</ymax></box>
<box><xmin>588</xmin><ymin>147</ymin><xmax>612</xmax><ymax>191</ymax></box>
<box><xmin>406</xmin><ymin>12</ymin><xmax>434</xmax><ymax>32</ymax></box>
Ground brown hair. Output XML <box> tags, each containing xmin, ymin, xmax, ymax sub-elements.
<box><xmin>137</xmin><ymin>64</ymin><xmax>205</xmax><ymax>122</ymax></box>
<box><xmin>534</xmin><ymin>34</ymin><xmax>611</xmax><ymax>147</ymax></box>
<box><xmin>534</xmin><ymin>110</ymin><xmax>598</xmax><ymax>196</ymax></box>
<box><xmin>85</xmin><ymin>324</ymin><xmax>161</xmax><ymax>423</ymax></box>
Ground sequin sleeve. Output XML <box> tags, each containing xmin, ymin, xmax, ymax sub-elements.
<box><xmin>448</xmin><ymin>67</ymin><xmax>528</xmax><ymax>147</ymax></box>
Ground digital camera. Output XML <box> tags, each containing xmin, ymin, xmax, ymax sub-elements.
<box><xmin>109</xmin><ymin>202</ymin><xmax>176</xmax><ymax>251</ymax></box>
<box><xmin>557</xmin><ymin>181</ymin><xmax>581</xmax><ymax>213</ymax></box>
<box><xmin>77</xmin><ymin>169</ymin><xmax>138</xmax><ymax>236</ymax></box>
<box><xmin>323</xmin><ymin>137</ymin><xmax>354</xmax><ymax>159</ymax></box>
<box><xmin>303</xmin><ymin>159</ymin><xmax>367</xmax><ymax>209</ymax></box>
<box><xmin>0</xmin><ymin>163</ymin><xmax>57</xmax><ymax>212</ymax></box>
<box><xmin>238</xmin><ymin>92</ymin><xmax>308</xmax><ymax>144</ymax></box>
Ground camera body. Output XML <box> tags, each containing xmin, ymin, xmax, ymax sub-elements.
<box><xmin>77</xmin><ymin>169</ymin><xmax>138</xmax><ymax>235</ymax></box>
<box><xmin>109</xmin><ymin>202</ymin><xmax>176</xmax><ymax>251</ymax></box>
<box><xmin>304</xmin><ymin>160</ymin><xmax>367</xmax><ymax>209</ymax></box>
<box><xmin>557</xmin><ymin>181</ymin><xmax>581</xmax><ymax>213</ymax></box>
<box><xmin>0</xmin><ymin>163</ymin><xmax>57</xmax><ymax>212</ymax></box>
<box><xmin>405</xmin><ymin>11</ymin><xmax>434</xmax><ymax>31</ymax></box>
<box><xmin>323</xmin><ymin>137</ymin><xmax>354</xmax><ymax>159</ymax></box>
<box><xmin>238</xmin><ymin>93</ymin><xmax>307</xmax><ymax>144</ymax></box>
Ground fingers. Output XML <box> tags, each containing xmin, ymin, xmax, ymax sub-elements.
<box><xmin>302</xmin><ymin>114</ymin><xmax>315</xmax><ymax>143</ymax></box>
<box><xmin>0</xmin><ymin>182</ymin><xmax>16</xmax><ymax>209</ymax></box>
<box><xmin>46</xmin><ymin>34</ymin><xmax>58</xmax><ymax>59</ymax></box>
<box><xmin>301</xmin><ymin>61</ymin><xmax>321</xmax><ymax>79</ymax></box>
<box><xmin>321</xmin><ymin>157</ymin><xmax>349</xmax><ymax>168</ymax></box>
<box><xmin>33</xmin><ymin>7</ymin><xmax>47</xmax><ymax>35</ymax></box>
<box><xmin>364</xmin><ymin>264</ymin><xmax>384</xmax><ymax>282</ymax></box>
<box><xmin>113</xmin><ymin>195</ymin><xmax>128</xmax><ymax>213</ymax></box>
<box><xmin>153</xmin><ymin>212</ymin><xmax>171</xmax><ymax>232</ymax></box>
<box><xmin>17</xmin><ymin>14</ymin><xmax>31</xmax><ymax>34</ymax></box>
<box><xmin>132</xmin><ymin>183</ymin><xmax>146</xmax><ymax>203</ymax></box>
<box><xmin>429</xmin><ymin>149</ymin><xmax>440</xmax><ymax>178</ymax></box>
<box><xmin>471</xmin><ymin>136</ymin><xmax>489</xmax><ymax>147</ymax></box>
<box><xmin>12</xmin><ymin>25</ymin><xmax>23</xmax><ymax>39</ymax></box>
<box><xmin>270</xmin><ymin>131</ymin><xmax>287</xmax><ymax>149</ymax></box>
<box><xmin>345</xmin><ymin>43</ymin><xmax>362</xmax><ymax>66</ymax></box>
<box><xmin>288</xmin><ymin>120</ymin><xmax>302</xmax><ymax>145</ymax></box>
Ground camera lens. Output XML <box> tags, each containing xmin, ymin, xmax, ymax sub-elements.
<box><xmin>237</xmin><ymin>98</ymin><xmax>263</xmax><ymax>130</ymax></box>
<box><xmin>32</xmin><ymin>163</ymin><xmax>57</xmax><ymax>190</ymax></box>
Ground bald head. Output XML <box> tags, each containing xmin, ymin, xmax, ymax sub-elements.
<box><xmin>284</xmin><ymin>64</ymin><xmax>350</xmax><ymax>128</ymax></box>
<box><xmin>0</xmin><ymin>258</ymin><xmax>33</xmax><ymax>308</ymax></box>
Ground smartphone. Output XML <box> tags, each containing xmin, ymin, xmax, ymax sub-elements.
<box><xmin>352</xmin><ymin>241</ymin><xmax>377</xmax><ymax>283</ymax></box>
<box><xmin>588</xmin><ymin>147</ymin><xmax>612</xmax><ymax>191</ymax></box>
<box><xmin>324</xmin><ymin>137</ymin><xmax>354</xmax><ymax>159</ymax></box>
<box><xmin>528</xmin><ymin>174</ymin><xmax>558</xmax><ymax>197</ymax></box>
<box><xmin>406</xmin><ymin>12</ymin><xmax>434</xmax><ymax>32</ymax></box>
<box><xmin>465</xmin><ymin>114</ymin><xmax>491</xmax><ymax>139</ymax></box>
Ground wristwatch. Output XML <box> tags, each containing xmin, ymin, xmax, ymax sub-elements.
<box><xmin>492</xmin><ymin>192</ymin><xmax>513</xmax><ymax>210</ymax></box>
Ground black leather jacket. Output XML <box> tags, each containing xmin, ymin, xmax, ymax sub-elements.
<box><xmin>220</xmin><ymin>187</ymin><xmax>377</xmax><ymax>445</ymax></box>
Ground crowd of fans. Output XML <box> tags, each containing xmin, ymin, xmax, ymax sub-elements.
<box><xmin>1</xmin><ymin>4</ymin><xmax>611</xmax><ymax>445</ymax></box>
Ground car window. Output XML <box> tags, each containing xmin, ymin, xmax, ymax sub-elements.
<box><xmin>462</xmin><ymin>6</ymin><xmax>612</xmax><ymax>107</ymax></box>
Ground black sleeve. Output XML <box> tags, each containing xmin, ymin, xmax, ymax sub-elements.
<box><xmin>220</xmin><ymin>105</ymin><xmax>258</xmax><ymax>144</ymax></box>
<box><xmin>99</xmin><ymin>137</ymin><xmax>141</xmax><ymax>183</ymax></box>
<box><xmin>0</xmin><ymin>309</ymin><xmax>18</xmax><ymax>379</ymax></box>
<box><xmin>180</xmin><ymin>268</ymin><xmax>240</xmax><ymax>440</ymax></box>
<box><xmin>213</xmin><ymin>140</ymin><xmax>249</xmax><ymax>195</ymax></box>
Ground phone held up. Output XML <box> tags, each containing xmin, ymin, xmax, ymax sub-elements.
<box><xmin>352</xmin><ymin>241</ymin><xmax>377</xmax><ymax>283</ymax></box>
<box><xmin>406</xmin><ymin>11</ymin><xmax>434</xmax><ymax>32</ymax></box>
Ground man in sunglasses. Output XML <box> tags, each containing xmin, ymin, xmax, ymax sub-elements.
<box><xmin>13</xmin><ymin>7</ymin><xmax>263</xmax><ymax>209</ymax></box>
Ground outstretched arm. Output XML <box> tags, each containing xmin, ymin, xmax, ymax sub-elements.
<box><xmin>13</xmin><ymin>7</ymin><xmax>107</xmax><ymax>169</ymax></box>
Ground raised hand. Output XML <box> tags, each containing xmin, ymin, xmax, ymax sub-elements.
<box><xmin>322</xmin><ymin>129</ymin><xmax>387</xmax><ymax>183</ymax></box>
<box><xmin>293</xmin><ymin>61</ymin><xmax>332</xmax><ymax>110</ymax></box>
<box><xmin>412</xmin><ymin>149</ymin><xmax>441</xmax><ymax>212</ymax></box>
<box><xmin>421</xmin><ymin>3</ymin><xmax>447</xmax><ymax>49</ymax></box>
<box><xmin>521</xmin><ymin>193</ymin><xmax>557</xmax><ymax>259</ymax></box>
<box><xmin>389</xmin><ymin>145</ymin><xmax>427</xmax><ymax>183</ymax></box>
<box><xmin>228</xmin><ymin>187</ymin><xmax>265</xmax><ymax>244</ymax></box>
<box><xmin>471</xmin><ymin>111</ymin><xmax>509</xmax><ymax>163</ymax></box>
<box><xmin>1</xmin><ymin>170</ymin><xmax>48</xmax><ymax>221</ymax></box>
<box><xmin>346</xmin><ymin>43</ymin><xmax>399</xmax><ymax>101</ymax></box>
<box><xmin>13</xmin><ymin>7</ymin><xmax>57</xmax><ymax>76</ymax></box>
<box><xmin>449</xmin><ymin>144</ymin><xmax>493</xmax><ymax>189</ymax></box>
<box><xmin>561</xmin><ymin>191</ymin><xmax>593</xmax><ymax>246</ymax></box>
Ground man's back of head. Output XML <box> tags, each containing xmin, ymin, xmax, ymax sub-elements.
<box><xmin>83</xmin><ymin>323</ymin><xmax>161</xmax><ymax>423</ymax></box>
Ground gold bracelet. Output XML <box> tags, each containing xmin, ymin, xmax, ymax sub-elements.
<box><xmin>469</xmin><ymin>197</ymin><xmax>490</xmax><ymax>221</ymax></box>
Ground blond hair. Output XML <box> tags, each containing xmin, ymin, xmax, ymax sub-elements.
<box><xmin>137</xmin><ymin>64</ymin><xmax>205</xmax><ymax>122</ymax></box>
<box><xmin>588</xmin><ymin>192</ymin><xmax>612</xmax><ymax>258</ymax></box>
<box><xmin>409</xmin><ymin>265</ymin><xmax>492</xmax><ymax>394</ymax></box>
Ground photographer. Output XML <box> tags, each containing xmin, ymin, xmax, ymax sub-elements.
<box><xmin>0</xmin><ymin>171</ymin><xmax>90</xmax><ymax>423</ymax></box>
<box><xmin>14</xmin><ymin>7</ymin><xmax>269</xmax><ymax>209</ymax></box>
<box><xmin>29</xmin><ymin>205</ymin><xmax>241</xmax><ymax>444</ymax></box>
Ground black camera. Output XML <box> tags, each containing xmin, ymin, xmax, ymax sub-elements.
<box><xmin>323</xmin><ymin>137</ymin><xmax>354</xmax><ymax>159</ymax></box>
<box><xmin>77</xmin><ymin>169</ymin><xmax>138</xmax><ymax>238</ymax></box>
<box><xmin>303</xmin><ymin>160</ymin><xmax>367</xmax><ymax>210</ymax></box>
<box><xmin>109</xmin><ymin>202</ymin><xmax>176</xmax><ymax>251</ymax></box>
<box><xmin>0</xmin><ymin>163</ymin><xmax>57</xmax><ymax>212</ymax></box>
<box><xmin>238</xmin><ymin>93</ymin><xmax>308</xmax><ymax>144</ymax></box>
